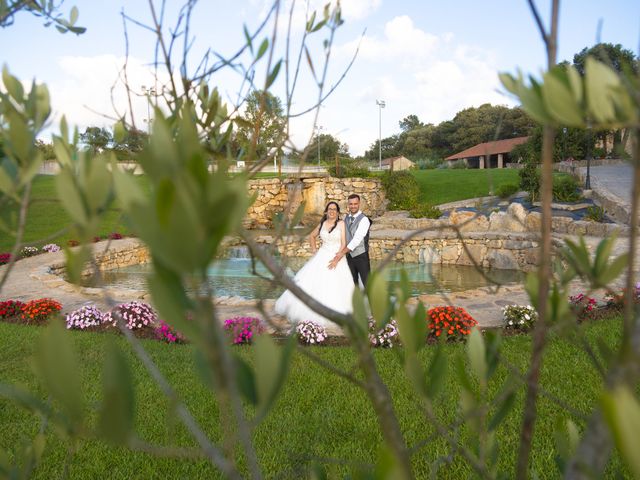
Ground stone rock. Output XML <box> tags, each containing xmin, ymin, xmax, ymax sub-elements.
<box><xmin>456</xmin><ymin>244</ymin><xmax>485</xmax><ymax>266</ymax></box>
<box><xmin>489</xmin><ymin>210</ymin><xmax>525</xmax><ymax>232</ymax></box>
<box><xmin>551</xmin><ymin>216</ymin><xmax>571</xmax><ymax>233</ymax></box>
<box><xmin>507</xmin><ymin>202</ymin><xmax>527</xmax><ymax>224</ymax></box>
<box><xmin>525</xmin><ymin>212</ymin><xmax>541</xmax><ymax>232</ymax></box>
<box><xmin>486</xmin><ymin>249</ymin><xmax>518</xmax><ymax>270</ymax></box>
<box><xmin>441</xmin><ymin>245</ymin><xmax>459</xmax><ymax>262</ymax></box>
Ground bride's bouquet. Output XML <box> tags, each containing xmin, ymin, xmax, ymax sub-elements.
<box><xmin>295</xmin><ymin>321</ymin><xmax>327</xmax><ymax>345</ymax></box>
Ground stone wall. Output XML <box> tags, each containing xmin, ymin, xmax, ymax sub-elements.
<box><xmin>47</xmin><ymin>239</ymin><xmax>150</xmax><ymax>276</ymax></box>
<box><xmin>245</xmin><ymin>176</ymin><xmax>386</xmax><ymax>229</ymax></box>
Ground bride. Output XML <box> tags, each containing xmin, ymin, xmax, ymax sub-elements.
<box><xmin>274</xmin><ymin>201</ymin><xmax>354</xmax><ymax>328</ymax></box>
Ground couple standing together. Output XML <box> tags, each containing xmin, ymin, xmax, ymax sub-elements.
<box><xmin>274</xmin><ymin>194</ymin><xmax>371</xmax><ymax>328</ymax></box>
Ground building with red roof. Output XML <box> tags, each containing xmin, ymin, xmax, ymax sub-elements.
<box><xmin>445</xmin><ymin>136</ymin><xmax>529</xmax><ymax>168</ymax></box>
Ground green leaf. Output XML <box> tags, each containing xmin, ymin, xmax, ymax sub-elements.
<box><xmin>33</xmin><ymin>321</ymin><xmax>84</xmax><ymax>427</ymax></box>
<box><xmin>585</xmin><ymin>57</ymin><xmax>620</xmax><ymax>123</ymax></box>
<box><xmin>69</xmin><ymin>5</ymin><xmax>78</xmax><ymax>24</ymax></box>
<box><xmin>519</xmin><ymin>77</ymin><xmax>554</xmax><ymax>124</ymax></box>
<box><xmin>85</xmin><ymin>157</ymin><xmax>112</xmax><ymax>212</ymax></box>
<box><xmin>601</xmin><ymin>386</ymin><xmax>640</xmax><ymax>478</ymax></box>
<box><xmin>55</xmin><ymin>168</ymin><xmax>88</xmax><ymax>224</ymax></box>
<box><xmin>597</xmin><ymin>253</ymin><xmax>628</xmax><ymax>286</ymax></box>
<box><xmin>350</xmin><ymin>288</ymin><xmax>368</xmax><ymax>340</ymax></box>
<box><xmin>256</xmin><ymin>38</ymin><xmax>269</xmax><ymax>60</ymax></box>
<box><xmin>112</xmin><ymin>166</ymin><xmax>145</xmax><ymax>210</ymax></box>
<box><xmin>467</xmin><ymin>328</ymin><xmax>487</xmax><ymax>386</ymax></box>
<box><xmin>395</xmin><ymin>304</ymin><xmax>418</xmax><ymax>353</ymax></box>
<box><xmin>542</xmin><ymin>70</ymin><xmax>584</xmax><ymax>126</ymax></box>
<box><xmin>7</xmin><ymin>113</ymin><xmax>31</xmax><ymax>162</ymax></box>
<box><xmin>254</xmin><ymin>334</ymin><xmax>278</xmax><ymax>407</ymax></box>
<box><xmin>367</xmin><ymin>270</ymin><xmax>388</xmax><ymax>328</ymax></box>
<box><xmin>425</xmin><ymin>344</ymin><xmax>448</xmax><ymax>398</ymax></box>
<box><xmin>98</xmin><ymin>341</ymin><xmax>135</xmax><ymax>443</ymax></box>
<box><xmin>243</xmin><ymin>24</ymin><xmax>253</xmax><ymax>54</ymax></box>
<box><xmin>2</xmin><ymin>66</ymin><xmax>24</xmax><ymax>101</ymax></box>
<box><xmin>63</xmin><ymin>244</ymin><xmax>90</xmax><ymax>285</ymax></box>
<box><xmin>404</xmin><ymin>355</ymin><xmax>427</xmax><ymax>397</ymax></box>
<box><xmin>255</xmin><ymin>334</ymin><xmax>294</xmax><ymax>420</ymax></box>
<box><xmin>113</xmin><ymin>120</ymin><xmax>126</xmax><ymax>143</ymax></box>
<box><xmin>234</xmin><ymin>354</ymin><xmax>257</xmax><ymax>405</ymax></box>
<box><xmin>565</xmin><ymin>64</ymin><xmax>583</xmax><ymax>104</ymax></box>
<box><xmin>265</xmin><ymin>60</ymin><xmax>282</xmax><ymax>89</ymax></box>
<box><xmin>52</xmin><ymin>137</ymin><xmax>71</xmax><ymax>166</ymax></box>
<box><xmin>524</xmin><ymin>271</ymin><xmax>539</xmax><ymax>308</ymax></box>
<box><xmin>0</xmin><ymin>383</ymin><xmax>54</xmax><ymax>417</ymax></box>
<box><xmin>156</xmin><ymin>178</ymin><xmax>176</xmax><ymax>227</ymax></box>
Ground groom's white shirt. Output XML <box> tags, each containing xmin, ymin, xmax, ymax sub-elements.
<box><xmin>346</xmin><ymin>210</ymin><xmax>371</xmax><ymax>253</ymax></box>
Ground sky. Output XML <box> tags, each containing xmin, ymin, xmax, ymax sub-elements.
<box><xmin>1</xmin><ymin>0</ymin><xmax>639</xmax><ymax>156</ymax></box>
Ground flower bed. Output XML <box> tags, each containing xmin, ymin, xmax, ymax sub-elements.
<box><xmin>427</xmin><ymin>306</ymin><xmax>477</xmax><ymax>340</ymax></box>
<box><xmin>224</xmin><ymin>316</ymin><xmax>264</xmax><ymax>345</ymax></box>
<box><xmin>295</xmin><ymin>320</ymin><xmax>327</xmax><ymax>345</ymax></box>
<box><xmin>19</xmin><ymin>298</ymin><xmax>62</xmax><ymax>325</ymax></box>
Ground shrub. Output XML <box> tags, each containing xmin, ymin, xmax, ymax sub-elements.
<box><xmin>0</xmin><ymin>253</ymin><xmax>11</xmax><ymax>265</ymax></box>
<box><xmin>569</xmin><ymin>293</ymin><xmax>598</xmax><ymax>322</ymax></box>
<box><xmin>19</xmin><ymin>246</ymin><xmax>39</xmax><ymax>258</ymax></box>
<box><xmin>584</xmin><ymin>205</ymin><xmax>605</xmax><ymax>222</ymax></box>
<box><xmin>518</xmin><ymin>162</ymin><xmax>540</xmax><ymax>201</ymax></box>
<box><xmin>295</xmin><ymin>320</ymin><xmax>327</xmax><ymax>345</ymax></box>
<box><xmin>105</xmin><ymin>301</ymin><xmax>158</xmax><ymax>330</ymax></box>
<box><xmin>108</xmin><ymin>232</ymin><xmax>124</xmax><ymax>240</ymax></box>
<box><xmin>502</xmin><ymin>305</ymin><xmax>537</xmax><ymax>332</ymax></box>
<box><xmin>553</xmin><ymin>175</ymin><xmax>581</xmax><ymax>202</ymax></box>
<box><xmin>66</xmin><ymin>304</ymin><xmax>106</xmax><ymax>330</ymax></box>
<box><xmin>381</xmin><ymin>171</ymin><xmax>420</xmax><ymax>210</ymax></box>
<box><xmin>327</xmin><ymin>159</ymin><xmax>371</xmax><ymax>178</ymax></box>
<box><xmin>368</xmin><ymin>318</ymin><xmax>399</xmax><ymax>348</ymax></box>
<box><xmin>156</xmin><ymin>320</ymin><xmax>186</xmax><ymax>344</ymax></box>
<box><xmin>495</xmin><ymin>183</ymin><xmax>519</xmax><ymax>199</ymax></box>
<box><xmin>42</xmin><ymin>243</ymin><xmax>61</xmax><ymax>253</ymax></box>
<box><xmin>449</xmin><ymin>159</ymin><xmax>467</xmax><ymax>169</ymax></box>
<box><xmin>409</xmin><ymin>203</ymin><xmax>441</xmax><ymax>219</ymax></box>
<box><xmin>20</xmin><ymin>298</ymin><xmax>62</xmax><ymax>325</ymax></box>
<box><xmin>0</xmin><ymin>300</ymin><xmax>26</xmax><ymax>319</ymax></box>
<box><xmin>224</xmin><ymin>316</ymin><xmax>264</xmax><ymax>345</ymax></box>
<box><xmin>427</xmin><ymin>306</ymin><xmax>477</xmax><ymax>340</ymax></box>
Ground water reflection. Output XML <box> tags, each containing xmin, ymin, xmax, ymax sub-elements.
<box><xmin>97</xmin><ymin>257</ymin><xmax>522</xmax><ymax>300</ymax></box>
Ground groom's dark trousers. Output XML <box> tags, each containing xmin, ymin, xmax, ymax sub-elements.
<box><xmin>347</xmin><ymin>252</ymin><xmax>370</xmax><ymax>287</ymax></box>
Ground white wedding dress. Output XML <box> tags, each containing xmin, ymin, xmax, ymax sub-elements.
<box><xmin>274</xmin><ymin>222</ymin><xmax>355</xmax><ymax>328</ymax></box>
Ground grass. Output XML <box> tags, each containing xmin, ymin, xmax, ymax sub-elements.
<box><xmin>411</xmin><ymin>169</ymin><xmax>520</xmax><ymax>205</ymax></box>
<box><xmin>0</xmin><ymin>317</ymin><xmax>627</xmax><ymax>478</ymax></box>
<box><xmin>0</xmin><ymin>176</ymin><xmax>151</xmax><ymax>252</ymax></box>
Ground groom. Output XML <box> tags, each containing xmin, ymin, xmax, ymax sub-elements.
<box><xmin>329</xmin><ymin>194</ymin><xmax>371</xmax><ymax>287</ymax></box>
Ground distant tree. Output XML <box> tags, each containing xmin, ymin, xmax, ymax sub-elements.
<box><xmin>399</xmin><ymin>114</ymin><xmax>423</xmax><ymax>132</ymax></box>
<box><xmin>35</xmin><ymin>139</ymin><xmax>56</xmax><ymax>160</ymax></box>
<box><xmin>363</xmin><ymin>134</ymin><xmax>400</xmax><ymax>163</ymax></box>
<box><xmin>295</xmin><ymin>133</ymin><xmax>349</xmax><ymax>164</ymax></box>
<box><xmin>234</xmin><ymin>90</ymin><xmax>286</xmax><ymax>162</ymax></box>
<box><xmin>572</xmin><ymin>43</ymin><xmax>638</xmax><ymax>76</ymax></box>
<box><xmin>571</xmin><ymin>43</ymin><xmax>638</xmax><ymax>156</ymax></box>
<box><xmin>80</xmin><ymin>126</ymin><xmax>112</xmax><ymax>153</ymax></box>
<box><xmin>113</xmin><ymin>127</ymin><xmax>148</xmax><ymax>153</ymax></box>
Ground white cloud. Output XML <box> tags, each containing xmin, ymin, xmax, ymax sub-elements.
<box><xmin>332</xmin><ymin>16</ymin><xmax>515</xmax><ymax>154</ymax></box>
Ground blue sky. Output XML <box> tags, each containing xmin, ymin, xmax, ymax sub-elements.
<box><xmin>1</xmin><ymin>0</ymin><xmax>638</xmax><ymax>155</ymax></box>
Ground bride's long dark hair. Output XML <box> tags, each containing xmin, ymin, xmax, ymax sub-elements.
<box><xmin>319</xmin><ymin>201</ymin><xmax>340</xmax><ymax>234</ymax></box>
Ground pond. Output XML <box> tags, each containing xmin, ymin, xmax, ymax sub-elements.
<box><xmin>94</xmin><ymin>256</ymin><xmax>522</xmax><ymax>300</ymax></box>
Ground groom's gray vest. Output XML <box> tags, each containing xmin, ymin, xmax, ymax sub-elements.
<box><xmin>346</xmin><ymin>213</ymin><xmax>370</xmax><ymax>258</ymax></box>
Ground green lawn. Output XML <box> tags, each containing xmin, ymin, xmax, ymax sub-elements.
<box><xmin>0</xmin><ymin>176</ymin><xmax>151</xmax><ymax>252</ymax></box>
<box><xmin>411</xmin><ymin>169</ymin><xmax>520</xmax><ymax>205</ymax></box>
<box><xmin>0</xmin><ymin>318</ymin><xmax>626</xmax><ymax>478</ymax></box>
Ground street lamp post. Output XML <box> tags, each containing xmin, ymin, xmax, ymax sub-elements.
<box><xmin>585</xmin><ymin>126</ymin><xmax>592</xmax><ymax>190</ymax></box>
<box><xmin>376</xmin><ymin>100</ymin><xmax>385</xmax><ymax>169</ymax></box>
<box><xmin>316</xmin><ymin>125</ymin><xmax>324</xmax><ymax>166</ymax></box>
<box><xmin>141</xmin><ymin>85</ymin><xmax>155</xmax><ymax>135</ymax></box>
